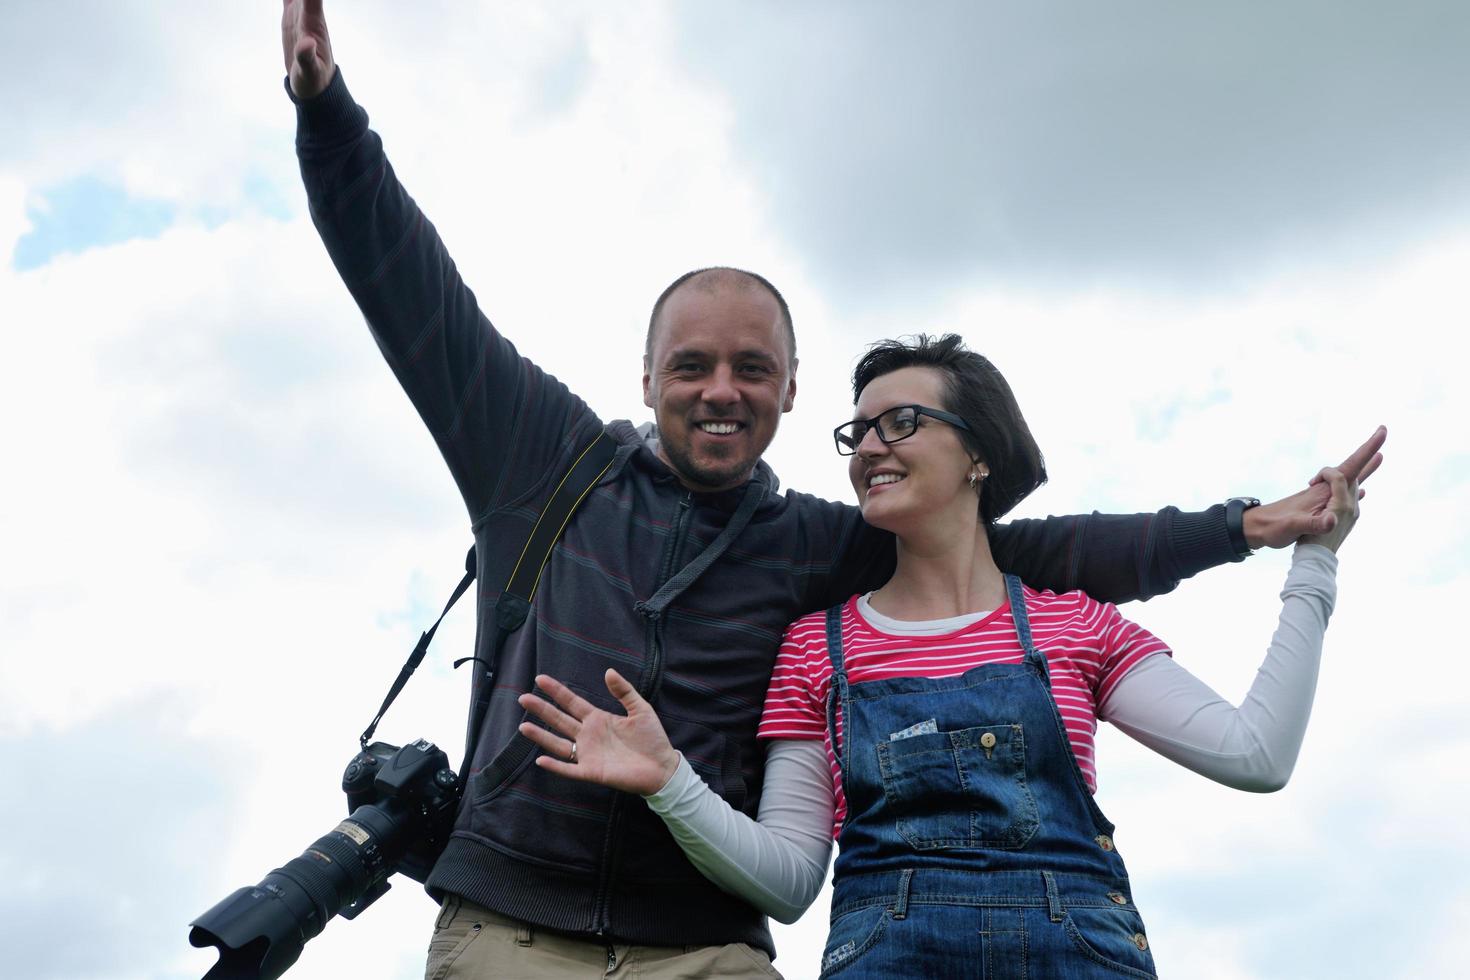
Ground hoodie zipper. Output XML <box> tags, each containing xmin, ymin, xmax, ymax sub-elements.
<box><xmin>590</xmin><ymin>488</ymin><xmax>693</xmax><ymax>933</ymax></box>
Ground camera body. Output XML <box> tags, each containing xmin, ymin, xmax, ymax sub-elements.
<box><xmin>340</xmin><ymin>738</ymin><xmax>461</xmax><ymax>885</ymax></box>
<box><xmin>189</xmin><ymin>739</ymin><xmax>461</xmax><ymax>980</ymax></box>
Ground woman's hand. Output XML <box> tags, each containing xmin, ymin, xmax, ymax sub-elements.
<box><xmin>518</xmin><ymin>669</ymin><xmax>681</xmax><ymax>796</ymax></box>
<box><xmin>1298</xmin><ymin>466</ymin><xmax>1360</xmax><ymax>553</ymax></box>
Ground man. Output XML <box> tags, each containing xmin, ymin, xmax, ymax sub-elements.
<box><xmin>280</xmin><ymin>3</ymin><xmax>1383</xmax><ymax>976</ymax></box>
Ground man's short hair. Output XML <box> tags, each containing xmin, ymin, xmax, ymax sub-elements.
<box><xmin>645</xmin><ymin>267</ymin><xmax>797</xmax><ymax>364</ymax></box>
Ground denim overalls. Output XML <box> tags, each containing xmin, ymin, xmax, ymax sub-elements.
<box><xmin>818</xmin><ymin>576</ymin><xmax>1158</xmax><ymax>979</ymax></box>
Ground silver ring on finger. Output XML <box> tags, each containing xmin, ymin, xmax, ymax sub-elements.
<box><xmin>568</xmin><ymin>741</ymin><xmax>578</xmax><ymax>764</ymax></box>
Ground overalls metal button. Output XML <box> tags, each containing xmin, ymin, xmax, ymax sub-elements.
<box><xmin>1106</xmin><ymin>891</ymin><xmax>1128</xmax><ymax>905</ymax></box>
<box><xmin>1095</xmin><ymin>834</ymin><xmax>1114</xmax><ymax>851</ymax></box>
<box><xmin>1133</xmin><ymin>933</ymin><xmax>1149</xmax><ymax>951</ymax></box>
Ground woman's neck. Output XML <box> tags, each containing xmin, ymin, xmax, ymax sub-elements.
<box><xmin>868</xmin><ymin>520</ymin><xmax>1007</xmax><ymax>621</ymax></box>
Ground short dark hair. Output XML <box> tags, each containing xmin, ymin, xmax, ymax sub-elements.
<box><xmin>851</xmin><ymin>333</ymin><xmax>1047</xmax><ymax>525</ymax></box>
<box><xmin>646</xmin><ymin>267</ymin><xmax>796</xmax><ymax>363</ymax></box>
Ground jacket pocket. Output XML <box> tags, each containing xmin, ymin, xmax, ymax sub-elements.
<box><xmin>876</xmin><ymin>723</ymin><xmax>1039</xmax><ymax>850</ymax></box>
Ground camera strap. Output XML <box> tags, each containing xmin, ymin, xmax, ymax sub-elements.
<box><xmin>357</xmin><ymin>430</ymin><xmax>620</xmax><ymax>749</ymax></box>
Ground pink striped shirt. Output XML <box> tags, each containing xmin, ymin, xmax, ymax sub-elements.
<box><xmin>756</xmin><ymin>586</ymin><xmax>1171</xmax><ymax>837</ymax></box>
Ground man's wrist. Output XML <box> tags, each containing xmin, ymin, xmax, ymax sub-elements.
<box><xmin>1225</xmin><ymin>496</ymin><xmax>1261</xmax><ymax>560</ymax></box>
<box><xmin>289</xmin><ymin>66</ymin><xmax>362</xmax><ymax>144</ymax></box>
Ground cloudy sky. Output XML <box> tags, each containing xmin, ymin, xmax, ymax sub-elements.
<box><xmin>1</xmin><ymin>2</ymin><xmax>1465</xmax><ymax>978</ymax></box>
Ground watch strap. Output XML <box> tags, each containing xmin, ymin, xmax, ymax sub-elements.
<box><xmin>1225</xmin><ymin>496</ymin><xmax>1261</xmax><ymax>561</ymax></box>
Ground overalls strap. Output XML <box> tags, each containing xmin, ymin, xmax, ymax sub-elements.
<box><xmin>1005</xmin><ymin>574</ymin><xmax>1050</xmax><ymax>678</ymax></box>
<box><xmin>823</xmin><ymin>602</ymin><xmax>853</xmax><ymax>799</ymax></box>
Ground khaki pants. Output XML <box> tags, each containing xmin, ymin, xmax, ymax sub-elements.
<box><xmin>425</xmin><ymin>895</ymin><xmax>784</xmax><ymax>980</ymax></box>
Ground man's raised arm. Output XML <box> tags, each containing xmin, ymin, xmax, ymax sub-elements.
<box><xmin>281</xmin><ymin>0</ymin><xmax>600</xmax><ymax>519</ymax></box>
<box><xmin>990</xmin><ymin>427</ymin><xmax>1387</xmax><ymax>604</ymax></box>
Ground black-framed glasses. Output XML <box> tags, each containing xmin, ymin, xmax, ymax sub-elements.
<box><xmin>833</xmin><ymin>404</ymin><xmax>972</xmax><ymax>456</ymax></box>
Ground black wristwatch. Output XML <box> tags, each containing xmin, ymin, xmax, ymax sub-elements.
<box><xmin>1225</xmin><ymin>496</ymin><xmax>1261</xmax><ymax>561</ymax></box>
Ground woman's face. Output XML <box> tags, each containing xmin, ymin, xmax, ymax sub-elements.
<box><xmin>847</xmin><ymin>365</ymin><xmax>978</xmax><ymax>537</ymax></box>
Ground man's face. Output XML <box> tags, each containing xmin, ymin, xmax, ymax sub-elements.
<box><xmin>643</xmin><ymin>284</ymin><xmax>798</xmax><ymax>493</ymax></box>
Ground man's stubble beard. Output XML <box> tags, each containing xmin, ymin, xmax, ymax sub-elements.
<box><xmin>660</xmin><ymin>437</ymin><xmax>757</xmax><ymax>493</ymax></box>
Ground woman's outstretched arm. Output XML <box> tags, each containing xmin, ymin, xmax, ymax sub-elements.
<box><xmin>1102</xmin><ymin>464</ymin><xmax>1365</xmax><ymax>791</ymax></box>
<box><xmin>1102</xmin><ymin>543</ymin><xmax>1337</xmax><ymax>792</ymax></box>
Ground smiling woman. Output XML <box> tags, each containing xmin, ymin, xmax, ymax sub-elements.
<box><xmin>520</xmin><ymin>333</ymin><xmax>1379</xmax><ymax>979</ymax></box>
<box><xmin>842</xmin><ymin>335</ymin><xmax>1046</xmax><ymax>531</ymax></box>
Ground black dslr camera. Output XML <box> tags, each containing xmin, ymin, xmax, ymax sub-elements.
<box><xmin>188</xmin><ymin>739</ymin><xmax>460</xmax><ymax>980</ymax></box>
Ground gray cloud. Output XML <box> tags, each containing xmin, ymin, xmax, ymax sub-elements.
<box><xmin>0</xmin><ymin>696</ymin><xmax>245</xmax><ymax>980</ymax></box>
<box><xmin>0</xmin><ymin>4</ymin><xmax>171</xmax><ymax>161</ymax></box>
<box><xmin>675</xmin><ymin>1</ymin><xmax>1470</xmax><ymax>301</ymax></box>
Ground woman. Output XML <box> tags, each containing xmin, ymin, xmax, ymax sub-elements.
<box><xmin>519</xmin><ymin>335</ymin><xmax>1377</xmax><ymax>978</ymax></box>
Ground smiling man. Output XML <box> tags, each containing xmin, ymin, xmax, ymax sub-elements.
<box><xmin>278</xmin><ymin>2</ymin><xmax>1379</xmax><ymax>977</ymax></box>
<box><xmin>644</xmin><ymin>269</ymin><xmax>798</xmax><ymax>494</ymax></box>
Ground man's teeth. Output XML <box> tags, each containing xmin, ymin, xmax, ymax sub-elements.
<box><xmin>699</xmin><ymin>422</ymin><xmax>740</xmax><ymax>434</ymax></box>
<box><xmin>869</xmin><ymin>473</ymin><xmax>905</xmax><ymax>487</ymax></box>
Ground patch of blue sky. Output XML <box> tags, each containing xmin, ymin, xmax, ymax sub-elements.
<box><xmin>13</xmin><ymin>171</ymin><xmax>299</xmax><ymax>267</ymax></box>
<box><xmin>242</xmin><ymin>171</ymin><xmax>294</xmax><ymax>222</ymax></box>
<box><xmin>12</xmin><ymin>176</ymin><xmax>175</xmax><ymax>271</ymax></box>
<box><xmin>375</xmin><ymin>569</ymin><xmax>445</xmax><ymax>636</ymax></box>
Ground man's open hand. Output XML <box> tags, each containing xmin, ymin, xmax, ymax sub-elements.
<box><xmin>1244</xmin><ymin>425</ymin><xmax>1386</xmax><ymax>550</ymax></box>
<box><xmin>282</xmin><ymin>0</ymin><xmax>335</xmax><ymax>100</ymax></box>
<box><xmin>518</xmin><ymin>670</ymin><xmax>682</xmax><ymax>797</ymax></box>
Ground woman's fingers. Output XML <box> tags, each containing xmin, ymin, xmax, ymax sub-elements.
<box><xmin>1299</xmin><ymin>465</ymin><xmax>1361</xmax><ymax>552</ymax></box>
<box><xmin>1318</xmin><ymin>468</ymin><xmax>1351</xmax><ymax>518</ymax></box>
<box><xmin>1319</xmin><ymin>466</ymin><xmax>1358</xmax><ymax>513</ymax></box>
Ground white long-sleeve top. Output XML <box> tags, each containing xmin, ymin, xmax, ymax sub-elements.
<box><xmin>644</xmin><ymin>544</ymin><xmax>1338</xmax><ymax>923</ymax></box>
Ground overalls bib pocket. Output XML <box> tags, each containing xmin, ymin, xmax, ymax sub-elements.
<box><xmin>875</xmin><ymin>723</ymin><xmax>1039</xmax><ymax>850</ymax></box>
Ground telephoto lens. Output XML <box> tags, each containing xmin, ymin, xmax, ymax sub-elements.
<box><xmin>188</xmin><ymin>740</ymin><xmax>459</xmax><ymax>980</ymax></box>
